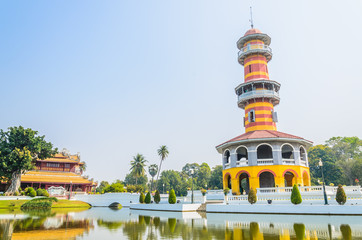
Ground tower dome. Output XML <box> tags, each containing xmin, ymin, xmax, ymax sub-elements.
<box><xmin>244</xmin><ymin>28</ymin><xmax>262</xmax><ymax>36</ymax></box>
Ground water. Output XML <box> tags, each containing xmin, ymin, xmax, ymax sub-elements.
<box><xmin>0</xmin><ymin>207</ymin><xmax>362</xmax><ymax>239</ymax></box>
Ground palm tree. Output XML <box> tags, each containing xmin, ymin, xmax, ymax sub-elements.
<box><xmin>148</xmin><ymin>164</ymin><xmax>158</xmax><ymax>192</ymax></box>
<box><xmin>130</xmin><ymin>154</ymin><xmax>147</xmax><ymax>185</ymax></box>
<box><xmin>155</xmin><ymin>145</ymin><xmax>169</xmax><ymax>189</ymax></box>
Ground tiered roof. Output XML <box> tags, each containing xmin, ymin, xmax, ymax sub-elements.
<box><xmin>21</xmin><ymin>171</ymin><xmax>93</xmax><ymax>184</ymax></box>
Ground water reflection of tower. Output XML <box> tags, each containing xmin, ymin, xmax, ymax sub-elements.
<box><xmin>216</xmin><ymin>26</ymin><xmax>313</xmax><ymax>194</ymax></box>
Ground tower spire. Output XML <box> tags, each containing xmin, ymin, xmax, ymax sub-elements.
<box><xmin>249</xmin><ymin>6</ymin><xmax>254</xmax><ymax>29</ymax></box>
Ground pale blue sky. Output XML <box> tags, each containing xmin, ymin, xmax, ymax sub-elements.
<box><xmin>1</xmin><ymin>1</ymin><xmax>361</xmax><ymax>182</ymax></box>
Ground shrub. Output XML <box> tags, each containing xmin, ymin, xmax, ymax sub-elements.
<box><xmin>154</xmin><ymin>190</ymin><xmax>161</xmax><ymax>204</ymax></box>
<box><xmin>223</xmin><ymin>188</ymin><xmax>230</xmax><ymax>196</ymax></box>
<box><xmin>336</xmin><ymin>184</ymin><xmax>347</xmax><ymax>205</ymax></box>
<box><xmin>29</xmin><ymin>189</ymin><xmax>37</xmax><ymax>198</ymax></box>
<box><xmin>14</xmin><ymin>191</ymin><xmax>19</xmax><ymax>196</ymax></box>
<box><xmin>25</xmin><ymin>187</ymin><xmax>34</xmax><ymax>196</ymax></box>
<box><xmin>168</xmin><ymin>189</ymin><xmax>176</xmax><ymax>204</ymax></box>
<box><xmin>139</xmin><ymin>192</ymin><xmax>145</xmax><ymax>203</ymax></box>
<box><xmin>145</xmin><ymin>192</ymin><xmax>151</xmax><ymax>204</ymax></box>
<box><xmin>21</xmin><ymin>191</ymin><xmax>25</xmax><ymax>196</ymax></box>
<box><xmin>36</xmin><ymin>188</ymin><xmax>43</xmax><ymax>196</ymax></box>
<box><xmin>201</xmin><ymin>188</ymin><xmax>207</xmax><ymax>196</ymax></box>
<box><xmin>248</xmin><ymin>188</ymin><xmax>257</xmax><ymax>204</ymax></box>
<box><xmin>21</xmin><ymin>197</ymin><xmax>57</xmax><ymax>210</ymax></box>
<box><xmin>291</xmin><ymin>184</ymin><xmax>302</xmax><ymax>205</ymax></box>
<box><xmin>42</xmin><ymin>190</ymin><xmax>50</xmax><ymax>197</ymax></box>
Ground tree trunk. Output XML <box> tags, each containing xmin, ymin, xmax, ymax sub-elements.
<box><xmin>135</xmin><ymin>177</ymin><xmax>138</xmax><ymax>185</ymax></box>
<box><xmin>150</xmin><ymin>177</ymin><xmax>154</xmax><ymax>192</ymax></box>
<box><xmin>5</xmin><ymin>172</ymin><xmax>21</xmax><ymax>195</ymax></box>
<box><xmin>155</xmin><ymin>160</ymin><xmax>163</xmax><ymax>190</ymax></box>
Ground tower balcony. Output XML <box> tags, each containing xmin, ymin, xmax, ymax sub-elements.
<box><xmin>238</xmin><ymin>44</ymin><xmax>272</xmax><ymax>65</ymax></box>
<box><xmin>237</xmin><ymin>89</ymin><xmax>280</xmax><ymax>109</ymax></box>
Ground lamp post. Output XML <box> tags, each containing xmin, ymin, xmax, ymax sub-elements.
<box><xmin>190</xmin><ymin>169</ymin><xmax>194</xmax><ymax>204</ymax></box>
<box><xmin>163</xmin><ymin>183</ymin><xmax>165</xmax><ymax>194</ymax></box>
<box><xmin>318</xmin><ymin>159</ymin><xmax>328</xmax><ymax>205</ymax></box>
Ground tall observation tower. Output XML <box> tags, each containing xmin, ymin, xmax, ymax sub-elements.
<box><xmin>216</xmin><ymin>27</ymin><xmax>313</xmax><ymax>195</ymax></box>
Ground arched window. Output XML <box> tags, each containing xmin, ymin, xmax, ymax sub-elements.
<box><xmin>259</xmin><ymin>171</ymin><xmax>275</xmax><ymax>188</ymax></box>
<box><xmin>282</xmin><ymin>144</ymin><xmax>294</xmax><ymax>159</ymax></box>
<box><xmin>257</xmin><ymin>144</ymin><xmax>273</xmax><ymax>159</ymax></box>
<box><xmin>236</xmin><ymin>147</ymin><xmax>248</xmax><ymax>160</ymax></box>
<box><xmin>224</xmin><ymin>150</ymin><xmax>230</xmax><ymax>164</ymax></box>
<box><xmin>284</xmin><ymin>171</ymin><xmax>295</xmax><ymax>187</ymax></box>
<box><xmin>248</xmin><ymin>109</ymin><xmax>255</xmax><ymax>122</ymax></box>
<box><xmin>300</xmin><ymin>147</ymin><xmax>307</xmax><ymax>161</ymax></box>
<box><xmin>239</xmin><ymin>173</ymin><xmax>250</xmax><ymax>194</ymax></box>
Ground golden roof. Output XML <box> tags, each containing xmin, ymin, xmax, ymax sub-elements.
<box><xmin>38</xmin><ymin>153</ymin><xmax>84</xmax><ymax>164</ymax></box>
<box><xmin>21</xmin><ymin>171</ymin><xmax>92</xmax><ymax>184</ymax></box>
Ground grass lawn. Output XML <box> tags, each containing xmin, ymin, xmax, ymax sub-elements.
<box><xmin>0</xmin><ymin>199</ymin><xmax>90</xmax><ymax>209</ymax></box>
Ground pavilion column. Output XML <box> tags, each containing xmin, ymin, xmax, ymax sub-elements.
<box><xmin>231</xmin><ymin>177</ymin><xmax>240</xmax><ymax>195</ymax></box>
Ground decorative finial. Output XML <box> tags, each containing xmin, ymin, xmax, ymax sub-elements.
<box><xmin>249</xmin><ymin>6</ymin><xmax>254</xmax><ymax>29</ymax></box>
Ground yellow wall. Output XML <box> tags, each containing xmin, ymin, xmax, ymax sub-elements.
<box><xmin>223</xmin><ymin>165</ymin><xmax>311</xmax><ymax>194</ymax></box>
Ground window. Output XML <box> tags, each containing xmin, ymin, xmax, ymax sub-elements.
<box><xmin>248</xmin><ymin>109</ymin><xmax>255</xmax><ymax>122</ymax></box>
<box><xmin>249</xmin><ymin>65</ymin><xmax>252</xmax><ymax>73</ymax></box>
<box><xmin>46</xmin><ymin>163</ymin><xmax>60</xmax><ymax>168</ymax></box>
<box><xmin>65</xmin><ymin>164</ymin><xmax>70</xmax><ymax>168</ymax></box>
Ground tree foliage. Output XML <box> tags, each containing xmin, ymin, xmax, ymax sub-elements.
<box><xmin>154</xmin><ymin>190</ymin><xmax>160</xmax><ymax>204</ymax></box>
<box><xmin>155</xmin><ymin>145</ymin><xmax>169</xmax><ymax>189</ymax></box>
<box><xmin>103</xmin><ymin>181</ymin><xmax>126</xmax><ymax>193</ymax></box>
<box><xmin>130</xmin><ymin>154</ymin><xmax>147</xmax><ymax>185</ymax></box>
<box><xmin>139</xmin><ymin>192</ymin><xmax>145</xmax><ymax>203</ymax></box>
<box><xmin>291</xmin><ymin>184</ymin><xmax>302</xmax><ymax>205</ymax></box>
<box><xmin>209</xmin><ymin>165</ymin><xmax>223</xmax><ymax>189</ymax></box>
<box><xmin>0</xmin><ymin>126</ymin><xmax>57</xmax><ymax>194</ymax></box>
<box><xmin>336</xmin><ymin>184</ymin><xmax>347</xmax><ymax>205</ymax></box>
<box><xmin>168</xmin><ymin>189</ymin><xmax>176</xmax><ymax>204</ymax></box>
<box><xmin>248</xmin><ymin>188</ymin><xmax>257</xmax><ymax>204</ymax></box>
<box><xmin>145</xmin><ymin>192</ymin><xmax>151</xmax><ymax>204</ymax></box>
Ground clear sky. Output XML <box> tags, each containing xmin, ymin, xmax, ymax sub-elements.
<box><xmin>1</xmin><ymin>1</ymin><xmax>361</xmax><ymax>183</ymax></box>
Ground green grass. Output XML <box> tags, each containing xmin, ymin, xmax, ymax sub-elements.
<box><xmin>0</xmin><ymin>199</ymin><xmax>90</xmax><ymax>209</ymax></box>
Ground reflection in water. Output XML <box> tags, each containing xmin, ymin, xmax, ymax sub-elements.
<box><xmin>0</xmin><ymin>208</ymin><xmax>361</xmax><ymax>239</ymax></box>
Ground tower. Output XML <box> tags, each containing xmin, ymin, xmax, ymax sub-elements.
<box><xmin>216</xmin><ymin>27</ymin><xmax>313</xmax><ymax>195</ymax></box>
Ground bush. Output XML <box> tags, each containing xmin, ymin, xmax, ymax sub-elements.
<box><xmin>29</xmin><ymin>189</ymin><xmax>37</xmax><ymax>198</ymax></box>
<box><xmin>336</xmin><ymin>184</ymin><xmax>347</xmax><ymax>205</ymax></box>
<box><xmin>25</xmin><ymin>187</ymin><xmax>34</xmax><ymax>196</ymax></box>
<box><xmin>21</xmin><ymin>191</ymin><xmax>25</xmax><ymax>196</ymax></box>
<box><xmin>168</xmin><ymin>189</ymin><xmax>176</xmax><ymax>204</ymax></box>
<box><xmin>21</xmin><ymin>197</ymin><xmax>57</xmax><ymax>210</ymax></box>
<box><xmin>139</xmin><ymin>192</ymin><xmax>145</xmax><ymax>203</ymax></box>
<box><xmin>14</xmin><ymin>191</ymin><xmax>19</xmax><ymax>196</ymax></box>
<box><xmin>36</xmin><ymin>189</ymin><xmax>43</xmax><ymax>196</ymax></box>
<box><xmin>154</xmin><ymin>190</ymin><xmax>161</xmax><ymax>204</ymax></box>
<box><xmin>291</xmin><ymin>184</ymin><xmax>302</xmax><ymax>205</ymax></box>
<box><xmin>145</xmin><ymin>192</ymin><xmax>151</xmax><ymax>204</ymax></box>
<box><xmin>248</xmin><ymin>188</ymin><xmax>257</xmax><ymax>204</ymax></box>
<box><xmin>223</xmin><ymin>188</ymin><xmax>230</xmax><ymax>196</ymax></box>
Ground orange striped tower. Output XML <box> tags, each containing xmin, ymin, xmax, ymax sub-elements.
<box><xmin>236</xmin><ymin>28</ymin><xmax>280</xmax><ymax>132</ymax></box>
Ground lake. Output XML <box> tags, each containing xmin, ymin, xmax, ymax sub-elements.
<box><xmin>1</xmin><ymin>207</ymin><xmax>362</xmax><ymax>239</ymax></box>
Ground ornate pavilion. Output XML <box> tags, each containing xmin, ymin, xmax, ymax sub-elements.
<box><xmin>216</xmin><ymin>28</ymin><xmax>313</xmax><ymax>195</ymax></box>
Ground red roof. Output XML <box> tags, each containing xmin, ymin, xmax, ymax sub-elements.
<box><xmin>216</xmin><ymin>130</ymin><xmax>312</xmax><ymax>148</ymax></box>
<box><xmin>244</xmin><ymin>28</ymin><xmax>262</xmax><ymax>36</ymax></box>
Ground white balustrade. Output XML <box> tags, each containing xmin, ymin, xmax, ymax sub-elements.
<box><xmin>282</xmin><ymin>159</ymin><xmax>295</xmax><ymax>165</ymax></box>
<box><xmin>238</xmin><ymin>44</ymin><xmax>272</xmax><ymax>58</ymax></box>
<box><xmin>257</xmin><ymin>159</ymin><xmax>274</xmax><ymax>165</ymax></box>
<box><xmin>236</xmin><ymin>159</ymin><xmax>248</xmax><ymax>166</ymax></box>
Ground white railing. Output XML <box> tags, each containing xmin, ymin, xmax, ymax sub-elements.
<box><xmin>238</xmin><ymin>90</ymin><xmax>279</xmax><ymax>102</ymax></box>
<box><xmin>257</xmin><ymin>159</ymin><xmax>274</xmax><ymax>165</ymax></box>
<box><xmin>224</xmin><ymin>163</ymin><xmax>230</xmax><ymax>169</ymax></box>
<box><xmin>238</xmin><ymin>44</ymin><xmax>272</xmax><ymax>58</ymax></box>
<box><xmin>282</xmin><ymin>159</ymin><xmax>295</xmax><ymax>165</ymax></box>
<box><xmin>226</xmin><ymin>185</ymin><xmax>362</xmax><ymax>204</ymax></box>
<box><xmin>236</xmin><ymin>159</ymin><xmax>248</xmax><ymax>166</ymax></box>
<box><xmin>300</xmin><ymin>159</ymin><xmax>307</xmax><ymax>166</ymax></box>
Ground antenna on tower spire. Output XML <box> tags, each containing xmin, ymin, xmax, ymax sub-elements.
<box><xmin>249</xmin><ymin>6</ymin><xmax>254</xmax><ymax>29</ymax></box>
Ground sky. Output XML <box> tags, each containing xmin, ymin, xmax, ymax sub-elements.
<box><xmin>1</xmin><ymin>1</ymin><xmax>361</xmax><ymax>183</ymax></box>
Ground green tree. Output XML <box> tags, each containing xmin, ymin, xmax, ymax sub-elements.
<box><xmin>168</xmin><ymin>189</ymin><xmax>176</xmax><ymax>204</ymax></box>
<box><xmin>104</xmin><ymin>182</ymin><xmax>126</xmax><ymax>193</ymax></box>
<box><xmin>157</xmin><ymin>170</ymin><xmax>186</xmax><ymax>196</ymax></box>
<box><xmin>197</xmin><ymin>163</ymin><xmax>211</xmax><ymax>189</ymax></box>
<box><xmin>124</xmin><ymin>173</ymin><xmax>148</xmax><ymax>189</ymax></box>
<box><xmin>145</xmin><ymin>192</ymin><xmax>151</xmax><ymax>204</ymax></box>
<box><xmin>130</xmin><ymin>154</ymin><xmax>147</xmax><ymax>185</ymax></box>
<box><xmin>336</xmin><ymin>184</ymin><xmax>347</xmax><ymax>205</ymax></box>
<box><xmin>139</xmin><ymin>192</ymin><xmax>145</xmax><ymax>203</ymax></box>
<box><xmin>96</xmin><ymin>181</ymin><xmax>110</xmax><ymax>193</ymax></box>
<box><xmin>0</xmin><ymin>126</ymin><xmax>57</xmax><ymax>195</ymax></box>
<box><xmin>209</xmin><ymin>165</ymin><xmax>223</xmax><ymax>189</ymax></box>
<box><xmin>248</xmin><ymin>188</ymin><xmax>257</xmax><ymax>204</ymax></box>
<box><xmin>148</xmin><ymin>164</ymin><xmax>158</xmax><ymax>192</ymax></box>
<box><xmin>155</xmin><ymin>145</ymin><xmax>169</xmax><ymax>189</ymax></box>
<box><xmin>291</xmin><ymin>184</ymin><xmax>302</xmax><ymax>205</ymax></box>
<box><xmin>154</xmin><ymin>190</ymin><xmax>161</xmax><ymax>204</ymax></box>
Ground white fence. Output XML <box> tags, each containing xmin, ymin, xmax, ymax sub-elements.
<box><xmin>227</xmin><ymin>186</ymin><xmax>362</xmax><ymax>205</ymax></box>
